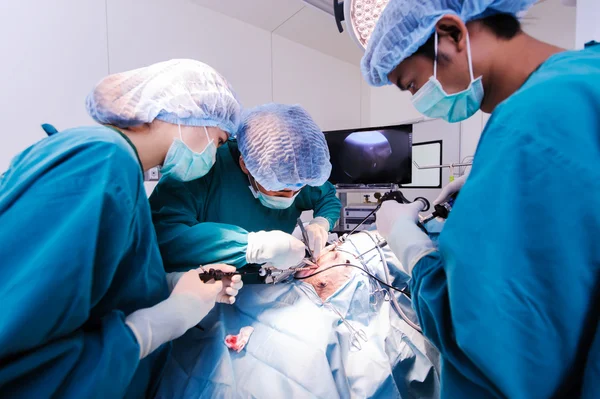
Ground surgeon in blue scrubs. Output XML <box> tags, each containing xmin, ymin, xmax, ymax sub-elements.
<box><xmin>150</xmin><ymin>103</ymin><xmax>342</xmax><ymax>271</ymax></box>
<box><xmin>0</xmin><ymin>59</ymin><xmax>243</xmax><ymax>398</ymax></box>
<box><xmin>360</xmin><ymin>0</ymin><xmax>600</xmax><ymax>398</ymax></box>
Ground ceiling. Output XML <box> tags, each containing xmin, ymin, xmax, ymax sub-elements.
<box><xmin>189</xmin><ymin>0</ymin><xmax>575</xmax><ymax>65</ymax></box>
<box><xmin>189</xmin><ymin>0</ymin><xmax>364</xmax><ymax>65</ymax></box>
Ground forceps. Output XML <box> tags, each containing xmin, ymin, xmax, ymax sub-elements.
<box><xmin>325</xmin><ymin>303</ymin><xmax>368</xmax><ymax>351</ymax></box>
<box><xmin>297</xmin><ymin>218</ymin><xmax>315</xmax><ymax>262</ymax></box>
<box><xmin>302</xmin><ymin>285</ymin><xmax>368</xmax><ymax>351</ymax></box>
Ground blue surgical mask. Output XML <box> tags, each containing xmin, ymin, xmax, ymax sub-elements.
<box><xmin>411</xmin><ymin>31</ymin><xmax>484</xmax><ymax>123</ymax></box>
<box><xmin>248</xmin><ymin>177</ymin><xmax>299</xmax><ymax>210</ymax></box>
<box><xmin>161</xmin><ymin>125</ymin><xmax>217</xmax><ymax>181</ymax></box>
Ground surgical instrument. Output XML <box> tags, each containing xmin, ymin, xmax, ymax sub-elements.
<box><xmin>325</xmin><ymin>302</ymin><xmax>368</xmax><ymax>351</ymax></box>
<box><xmin>198</xmin><ymin>265</ymin><xmax>316</xmax><ymax>283</ymax></box>
<box><xmin>297</xmin><ymin>218</ymin><xmax>315</xmax><ymax>262</ymax></box>
<box><xmin>362</xmin><ymin>231</ymin><xmax>421</xmax><ymax>333</ymax></box>
<box><xmin>422</xmin><ymin>191</ymin><xmax>460</xmax><ymax>224</ymax></box>
<box><xmin>301</xmin><ymin>281</ymin><xmax>369</xmax><ymax>351</ymax></box>
<box><xmin>294</xmin><ymin>262</ymin><xmax>411</xmax><ymax>298</ymax></box>
<box><xmin>340</xmin><ymin>190</ymin><xmax>430</xmax><ymax>242</ymax></box>
<box><xmin>260</xmin><ymin>264</ymin><xmax>317</xmax><ymax>284</ymax></box>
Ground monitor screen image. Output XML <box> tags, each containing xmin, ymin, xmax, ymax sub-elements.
<box><xmin>324</xmin><ymin>125</ymin><xmax>412</xmax><ymax>185</ymax></box>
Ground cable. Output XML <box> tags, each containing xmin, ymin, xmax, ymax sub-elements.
<box><xmin>294</xmin><ymin>263</ymin><xmax>411</xmax><ymax>297</ymax></box>
<box><xmin>363</xmin><ymin>231</ymin><xmax>422</xmax><ymax>333</ymax></box>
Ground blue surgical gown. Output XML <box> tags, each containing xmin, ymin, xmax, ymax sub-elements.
<box><xmin>150</xmin><ymin>141</ymin><xmax>342</xmax><ymax>271</ymax></box>
<box><xmin>409</xmin><ymin>44</ymin><xmax>600</xmax><ymax>398</ymax></box>
<box><xmin>0</xmin><ymin>126</ymin><xmax>170</xmax><ymax>398</ymax></box>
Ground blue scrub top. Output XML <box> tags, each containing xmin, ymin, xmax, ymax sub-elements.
<box><xmin>409</xmin><ymin>44</ymin><xmax>600</xmax><ymax>398</ymax></box>
<box><xmin>150</xmin><ymin>141</ymin><xmax>342</xmax><ymax>271</ymax></box>
<box><xmin>0</xmin><ymin>126</ymin><xmax>170</xmax><ymax>398</ymax></box>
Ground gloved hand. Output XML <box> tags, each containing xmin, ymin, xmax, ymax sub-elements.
<box><xmin>306</xmin><ymin>217</ymin><xmax>330</xmax><ymax>259</ymax></box>
<box><xmin>433</xmin><ymin>171</ymin><xmax>469</xmax><ymax>205</ymax></box>
<box><xmin>246</xmin><ymin>230</ymin><xmax>305</xmax><ymax>269</ymax></box>
<box><xmin>125</xmin><ymin>269</ymin><xmax>222</xmax><ymax>359</ymax></box>
<box><xmin>167</xmin><ymin>265</ymin><xmax>243</xmax><ymax>304</ymax></box>
<box><xmin>199</xmin><ymin>264</ymin><xmax>243</xmax><ymax>304</ymax></box>
<box><xmin>376</xmin><ymin>201</ymin><xmax>435</xmax><ymax>275</ymax></box>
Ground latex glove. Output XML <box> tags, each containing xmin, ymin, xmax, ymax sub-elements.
<box><xmin>165</xmin><ymin>271</ymin><xmax>184</xmax><ymax>292</ymax></box>
<box><xmin>246</xmin><ymin>230</ymin><xmax>305</xmax><ymax>269</ymax></box>
<box><xmin>433</xmin><ymin>171</ymin><xmax>469</xmax><ymax>206</ymax></box>
<box><xmin>305</xmin><ymin>217</ymin><xmax>330</xmax><ymax>259</ymax></box>
<box><xmin>376</xmin><ymin>201</ymin><xmax>435</xmax><ymax>275</ymax></box>
<box><xmin>125</xmin><ymin>269</ymin><xmax>222</xmax><ymax>359</ymax></box>
<box><xmin>376</xmin><ymin>201</ymin><xmax>422</xmax><ymax>237</ymax></box>
<box><xmin>199</xmin><ymin>264</ymin><xmax>243</xmax><ymax>304</ymax></box>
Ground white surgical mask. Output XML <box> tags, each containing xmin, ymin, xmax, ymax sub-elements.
<box><xmin>411</xmin><ymin>31</ymin><xmax>484</xmax><ymax>123</ymax></box>
<box><xmin>248</xmin><ymin>176</ymin><xmax>299</xmax><ymax>210</ymax></box>
<box><xmin>161</xmin><ymin>125</ymin><xmax>217</xmax><ymax>181</ymax></box>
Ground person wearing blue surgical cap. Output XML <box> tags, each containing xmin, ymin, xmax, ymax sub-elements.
<box><xmin>150</xmin><ymin>103</ymin><xmax>341</xmax><ymax>272</ymax></box>
<box><xmin>359</xmin><ymin>0</ymin><xmax>600</xmax><ymax>398</ymax></box>
<box><xmin>0</xmin><ymin>59</ymin><xmax>244</xmax><ymax>398</ymax></box>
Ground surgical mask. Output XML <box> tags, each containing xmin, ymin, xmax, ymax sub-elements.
<box><xmin>411</xmin><ymin>31</ymin><xmax>484</xmax><ymax>123</ymax></box>
<box><xmin>248</xmin><ymin>176</ymin><xmax>299</xmax><ymax>210</ymax></box>
<box><xmin>161</xmin><ymin>125</ymin><xmax>217</xmax><ymax>181</ymax></box>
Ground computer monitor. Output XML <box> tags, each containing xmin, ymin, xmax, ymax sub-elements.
<box><xmin>324</xmin><ymin>124</ymin><xmax>412</xmax><ymax>186</ymax></box>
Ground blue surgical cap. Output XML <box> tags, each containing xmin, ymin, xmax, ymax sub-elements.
<box><xmin>237</xmin><ymin>104</ymin><xmax>332</xmax><ymax>191</ymax></box>
<box><xmin>86</xmin><ymin>59</ymin><xmax>242</xmax><ymax>136</ymax></box>
<box><xmin>361</xmin><ymin>0</ymin><xmax>538</xmax><ymax>86</ymax></box>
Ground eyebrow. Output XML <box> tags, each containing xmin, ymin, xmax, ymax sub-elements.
<box><xmin>395</xmin><ymin>78</ymin><xmax>407</xmax><ymax>91</ymax></box>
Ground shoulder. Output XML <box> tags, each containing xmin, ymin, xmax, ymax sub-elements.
<box><xmin>495</xmin><ymin>47</ymin><xmax>600</xmax><ymax>122</ymax></box>
<box><xmin>1</xmin><ymin>126</ymin><xmax>144</xmax><ymax>214</ymax></box>
<box><xmin>301</xmin><ymin>181</ymin><xmax>335</xmax><ymax>195</ymax></box>
<box><xmin>7</xmin><ymin>125</ymin><xmax>139</xmax><ymax>178</ymax></box>
<box><xmin>479</xmin><ymin>49</ymin><xmax>600</xmax><ymax>180</ymax></box>
<box><xmin>44</xmin><ymin>126</ymin><xmax>143</xmax><ymax>205</ymax></box>
<box><xmin>58</xmin><ymin>126</ymin><xmax>139</xmax><ymax>164</ymax></box>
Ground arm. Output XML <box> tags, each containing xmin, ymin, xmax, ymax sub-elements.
<box><xmin>150</xmin><ymin>177</ymin><xmax>250</xmax><ymax>270</ymax></box>
<box><xmin>298</xmin><ymin>182</ymin><xmax>342</xmax><ymax>230</ymax></box>
<box><xmin>0</xmin><ymin>145</ymin><xmax>141</xmax><ymax>398</ymax></box>
<box><xmin>408</xmin><ymin>124</ymin><xmax>600</xmax><ymax>398</ymax></box>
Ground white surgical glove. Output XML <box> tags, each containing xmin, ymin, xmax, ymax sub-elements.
<box><xmin>165</xmin><ymin>271</ymin><xmax>185</xmax><ymax>292</ymax></box>
<box><xmin>305</xmin><ymin>217</ymin><xmax>330</xmax><ymax>259</ymax></box>
<box><xmin>433</xmin><ymin>172</ymin><xmax>469</xmax><ymax>206</ymax></box>
<box><xmin>246</xmin><ymin>230</ymin><xmax>305</xmax><ymax>269</ymax></box>
<box><xmin>376</xmin><ymin>201</ymin><xmax>435</xmax><ymax>275</ymax></box>
<box><xmin>125</xmin><ymin>269</ymin><xmax>222</xmax><ymax>359</ymax></box>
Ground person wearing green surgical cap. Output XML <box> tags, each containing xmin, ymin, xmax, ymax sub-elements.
<box><xmin>359</xmin><ymin>0</ymin><xmax>600</xmax><ymax>398</ymax></box>
<box><xmin>150</xmin><ymin>103</ymin><xmax>342</xmax><ymax>274</ymax></box>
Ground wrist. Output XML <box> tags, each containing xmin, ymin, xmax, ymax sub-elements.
<box><xmin>309</xmin><ymin>217</ymin><xmax>330</xmax><ymax>231</ymax></box>
<box><xmin>388</xmin><ymin>218</ymin><xmax>435</xmax><ymax>275</ymax></box>
<box><xmin>246</xmin><ymin>231</ymin><xmax>263</xmax><ymax>264</ymax></box>
<box><xmin>166</xmin><ymin>272</ymin><xmax>185</xmax><ymax>292</ymax></box>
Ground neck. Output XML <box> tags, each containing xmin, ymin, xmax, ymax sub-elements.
<box><xmin>121</xmin><ymin>127</ymin><xmax>171</xmax><ymax>171</ymax></box>
<box><xmin>481</xmin><ymin>33</ymin><xmax>564</xmax><ymax>113</ymax></box>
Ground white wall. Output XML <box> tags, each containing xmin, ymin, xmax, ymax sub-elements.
<box><xmin>368</xmin><ymin>86</ymin><xmax>422</xmax><ymax>127</ymax></box>
<box><xmin>575</xmin><ymin>0</ymin><xmax>600</xmax><ymax>49</ymax></box>
<box><xmin>523</xmin><ymin>0</ymin><xmax>577</xmax><ymax>49</ymax></box>
<box><xmin>105</xmin><ymin>0</ymin><xmax>273</xmax><ymax>109</ymax></box>
<box><xmin>0</xmin><ymin>0</ymin><xmax>365</xmax><ymax>177</ymax></box>
<box><xmin>0</xmin><ymin>0</ymin><xmax>109</xmax><ymax>171</ymax></box>
<box><xmin>271</xmin><ymin>35</ymin><xmax>363</xmax><ymax>131</ymax></box>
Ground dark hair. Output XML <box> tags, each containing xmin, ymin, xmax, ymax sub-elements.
<box><xmin>413</xmin><ymin>13</ymin><xmax>521</xmax><ymax>60</ymax></box>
